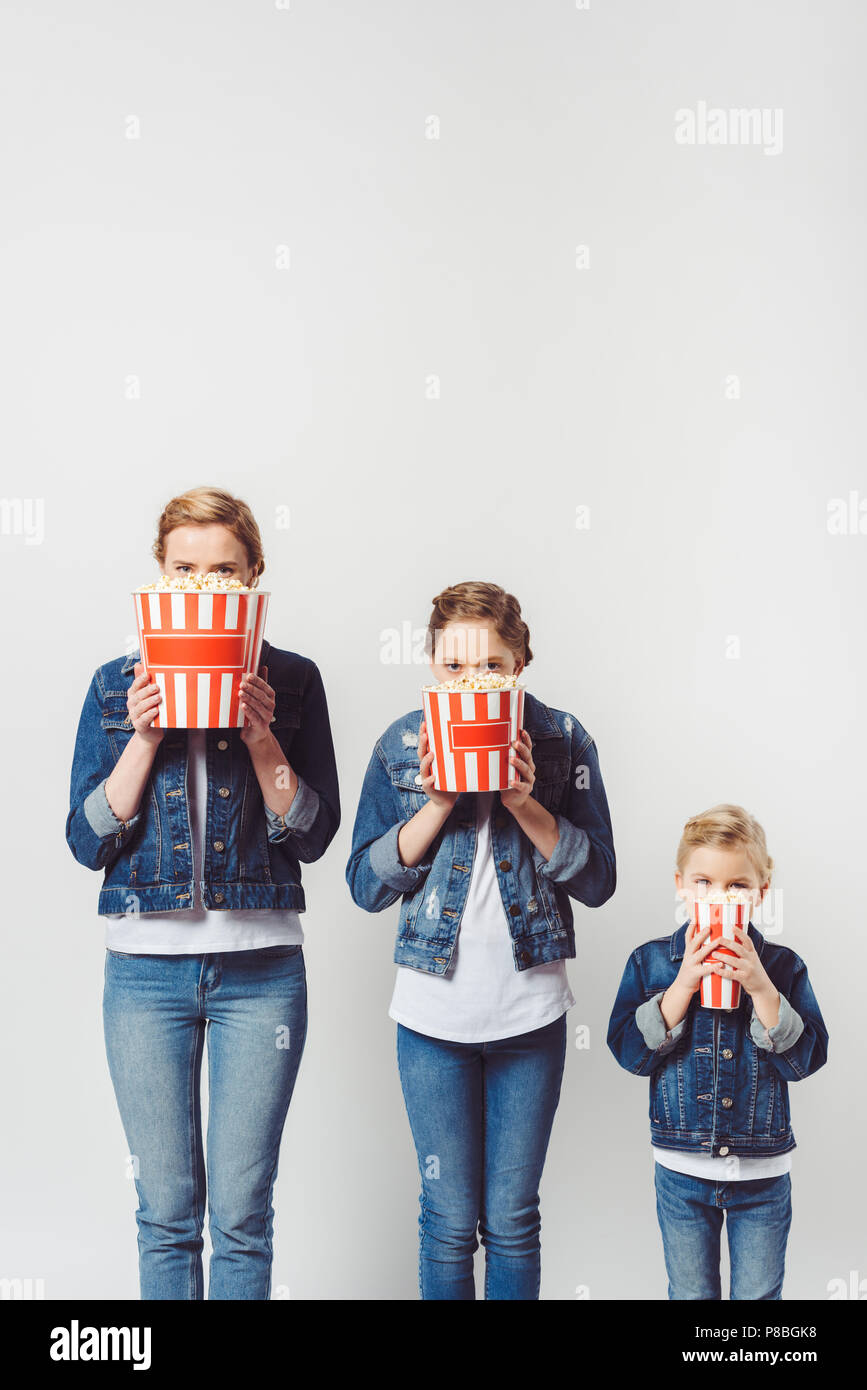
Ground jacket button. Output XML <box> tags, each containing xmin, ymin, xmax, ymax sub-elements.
<box><xmin>721</xmin><ymin>1097</ymin><xmax>733</xmax><ymax>1109</ymax></box>
<box><xmin>722</xmin><ymin>1048</ymin><xmax>733</xmax><ymax>1060</ymax></box>
<box><xmin>718</xmin><ymin>1145</ymin><xmax>730</xmax><ymax>1156</ymax></box>
<box><xmin>214</xmin><ymin>892</ymin><xmax>225</xmax><ymax>903</ymax></box>
<box><xmin>217</xmin><ymin>739</ymin><xmax>228</xmax><ymax>750</ymax></box>
<box><xmin>218</xmin><ymin>786</ymin><xmax>230</xmax><ymax>797</ymax></box>
<box><xmin>519</xmin><ymin>950</ymin><xmax>531</xmax><ymax>964</ymax></box>
<box><xmin>498</xmin><ymin>859</ymin><xmax>512</xmax><ymax>872</ymax></box>
<box><xmin>414</xmin><ymin>774</ymin><xmax>423</xmax><ymax>785</ymax></box>
<box><xmin>508</xmin><ymin>904</ymin><xmax>521</xmax><ymax>917</ymax></box>
<box><xmin>213</xmin><ymin>841</ymin><xmax>225</xmax><ymax>852</ymax></box>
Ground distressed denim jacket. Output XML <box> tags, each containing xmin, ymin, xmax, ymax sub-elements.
<box><xmin>66</xmin><ymin>639</ymin><xmax>340</xmax><ymax>915</ymax></box>
<box><xmin>606</xmin><ymin>922</ymin><xmax>829</xmax><ymax>1158</ymax></box>
<box><xmin>345</xmin><ymin>692</ymin><xmax>616</xmax><ymax>974</ymax></box>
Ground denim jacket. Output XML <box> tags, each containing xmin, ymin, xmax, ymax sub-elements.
<box><xmin>345</xmin><ymin>693</ymin><xmax>616</xmax><ymax>974</ymax></box>
<box><xmin>606</xmin><ymin>921</ymin><xmax>828</xmax><ymax>1158</ymax></box>
<box><xmin>66</xmin><ymin>639</ymin><xmax>340</xmax><ymax>915</ymax></box>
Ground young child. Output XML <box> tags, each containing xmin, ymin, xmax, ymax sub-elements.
<box><xmin>607</xmin><ymin>804</ymin><xmax>828</xmax><ymax>1301</ymax></box>
<box><xmin>346</xmin><ymin>581</ymin><xmax>616</xmax><ymax>1299</ymax></box>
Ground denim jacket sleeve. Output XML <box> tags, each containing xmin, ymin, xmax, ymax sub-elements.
<box><xmin>606</xmin><ymin>947</ymin><xmax>679</xmax><ymax>1076</ymax></box>
<box><xmin>264</xmin><ymin>659</ymin><xmax>340</xmax><ymax>863</ymax></box>
<box><xmin>66</xmin><ymin>668</ymin><xmax>143</xmax><ymax>871</ymax></box>
<box><xmin>747</xmin><ymin>953</ymin><xmax>828</xmax><ymax>1081</ymax></box>
<box><xmin>532</xmin><ymin>727</ymin><xmax>616</xmax><ymax>908</ymax></box>
<box><xmin>345</xmin><ymin>741</ymin><xmax>436</xmax><ymax>912</ymax></box>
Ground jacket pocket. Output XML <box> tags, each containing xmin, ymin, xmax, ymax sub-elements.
<box><xmin>389</xmin><ymin>760</ymin><xmax>428</xmax><ymax>818</ymax></box>
<box><xmin>101</xmin><ymin>696</ymin><xmax>135</xmax><ymax>753</ymax></box>
<box><xmin>531</xmin><ymin>754</ymin><xmax>571</xmax><ymax>811</ymax></box>
<box><xmin>271</xmin><ymin>688</ymin><xmax>303</xmax><ymax>729</ymax></box>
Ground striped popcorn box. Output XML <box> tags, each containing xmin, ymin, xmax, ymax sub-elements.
<box><xmin>692</xmin><ymin>897</ymin><xmax>750</xmax><ymax>1009</ymax></box>
<box><xmin>422</xmin><ymin>687</ymin><xmax>526</xmax><ymax>792</ymax></box>
<box><xmin>132</xmin><ymin>589</ymin><xmax>269</xmax><ymax>728</ymax></box>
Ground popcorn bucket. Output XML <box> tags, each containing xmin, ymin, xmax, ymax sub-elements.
<box><xmin>132</xmin><ymin>590</ymin><xmax>269</xmax><ymax>728</ymax></box>
<box><xmin>691</xmin><ymin>898</ymin><xmax>750</xmax><ymax>1009</ymax></box>
<box><xmin>422</xmin><ymin>688</ymin><xmax>525</xmax><ymax>792</ymax></box>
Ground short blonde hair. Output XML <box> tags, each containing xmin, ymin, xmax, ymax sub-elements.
<box><xmin>676</xmin><ymin>803</ymin><xmax>774</xmax><ymax>884</ymax></box>
<box><xmin>152</xmin><ymin>487</ymin><xmax>265</xmax><ymax>587</ymax></box>
<box><xmin>426</xmin><ymin>581</ymin><xmax>533</xmax><ymax>665</ymax></box>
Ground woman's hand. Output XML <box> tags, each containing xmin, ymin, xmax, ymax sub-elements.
<box><xmin>418</xmin><ymin>719</ymin><xmax>459</xmax><ymax>810</ymax></box>
<box><xmin>128</xmin><ymin>662</ymin><xmax>164</xmax><ymax>744</ymax></box>
<box><xmin>239</xmin><ymin>665</ymin><xmax>276</xmax><ymax>748</ymax></box>
<box><xmin>499</xmin><ymin>729</ymin><xmax>535</xmax><ymax>811</ymax></box>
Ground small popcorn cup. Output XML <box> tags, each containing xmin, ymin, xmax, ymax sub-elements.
<box><xmin>691</xmin><ymin>897</ymin><xmax>750</xmax><ymax>1009</ymax></box>
<box><xmin>422</xmin><ymin>687</ymin><xmax>525</xmax><ymax>792</ymax></box>
<box><xmin>132</xmin><ymin>589</ymin><xmax>270</xmax><ymax>728</ymax></box>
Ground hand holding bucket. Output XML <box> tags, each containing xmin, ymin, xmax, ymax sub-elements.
<box><xmin>690</xmin><ymin>897</ymin><xmax>751</xmax><ymax>1009</ymax></box>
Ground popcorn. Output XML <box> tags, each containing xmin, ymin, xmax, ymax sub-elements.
<box><xmin>423</xmin><ymin>673</ymin><xmax>524</xmax><ymax>693</ymax></box>
<box><xmin>702</xmin><ymin>891</ymin><xmax>752</xmax><ymax>904</ymax></box>
<box><xmin>135</xmin><ymin>572</ymin><xmax>252</xmax><ymax>593</ymax></box>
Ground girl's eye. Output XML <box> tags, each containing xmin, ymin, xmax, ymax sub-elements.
<box><xmin>696</xmin><ymin>878</ymin><xmax>710</xmax><ymax>885</ymax></box>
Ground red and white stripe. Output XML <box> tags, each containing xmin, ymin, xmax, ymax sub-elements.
<box><xmin>692</xmin><ymin>899</ymin><xmax>749</xmax><ymax>1009</ymax></box>
<box><xmin>422</xmin><ymin>688</ymin><xmax>525</xmax><ymax>792</ymax></box>
<box><xmin>133</xmin><ymin>590</ymin><xmax>269</xmax><ymax>728</ymax></box>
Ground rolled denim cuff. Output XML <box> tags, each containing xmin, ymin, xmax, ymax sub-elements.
<box><xmin>535</xmin><ymin>814</ymin><xmax>590</xmax><ymax>882</ymax></box>
<box><xmin>368</xmin><ymin>820</ymin><xmax>433</xmax><ymax>892</ymax></box>
<box><xmin>83</xmin><ymin>779</ymin><xmax>142</xmax><ymax>839</ymax></box>
<box><xmin>749</xmin><ymin>990</ymin><xmax>804</xmax><ymax>1053</ymax></box>
<box><xmin>635</xmin><ymin>991</ymin><xmax>688</xmax><ymax>1053</ymax></box>
<box><xmin>264</xmin><ymin>773</ymin><xmax>320</xmax><ymax>840</ymax></box>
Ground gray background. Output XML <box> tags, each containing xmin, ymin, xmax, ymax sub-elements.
<box><xmin>1</xmin><ymin>0</ymin><xmax>863</xmax><ymax>1299</ymax></box>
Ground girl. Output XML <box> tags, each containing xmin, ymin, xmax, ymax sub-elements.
<box><xmin>66</xmin><ymin>487</ymin><xmax>340</xmax><ymax>1299</ymax></box>
<box><xmin>607</xmin><ymin>805</ymin><xmax>828</xmax><ymax>1300</ymax></box>
<box><xmin>346</xmin><ymin>581</ymin><xmax>616</xmax><ymax>1299</ymax></box>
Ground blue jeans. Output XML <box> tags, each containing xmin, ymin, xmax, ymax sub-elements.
<box><xmin>654</xmin><ymin>1162</ymin><xmax>792</xmax><ymax>1300</ymax></box>
<box><xmin>396</xmin><ymin>1013</ymin><xmax>567</xmax><ymax>1300</ymax></box>
<box><xmin>102</xmin><ymin>945</ymin><xmax>307</xmax><ymax>1300</ymax></box>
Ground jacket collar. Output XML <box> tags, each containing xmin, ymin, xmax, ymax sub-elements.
<box><xmin>670</xmin><ymin>917</ymin><xmax>765</xmax><ymax>960</ymax></box>
<box><xmin>521</xmin><ymin>690</ymin><xmax>562</xmax><ymax>740</ymax></box>
<box><xmin>121</xmin><ymin>637</ymin><xmax>272</xmax><ymax>679</ymax></box>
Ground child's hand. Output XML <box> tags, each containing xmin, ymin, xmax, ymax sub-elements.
<box><xmin>499</xmin><ymin>730</ymin><xmax>535</xmax><ymax>812</ymax></box>
<box><xmin>418</xmin><ymin>720</ymin><xmax>459</xmax><ymax>810</ymax></box>
<box><xmin>676</xmin><ymin>922</ymin><xmax>723</xmax><ymax>994</ymax></box>
<box><xmin>712</xmin><ymin>925</ymin><xmax>779</xmax><ymax>1005</ymax></box>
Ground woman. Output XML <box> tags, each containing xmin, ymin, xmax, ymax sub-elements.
<box><xmin>346</xmin><ymin>581</ymin><xmax>616</xmax><ymax>1298</ymax></box>
<box><xmin>66</xmin><ymin>486</ymin><xmax>340</xmax><ymax>1299</ymax></box>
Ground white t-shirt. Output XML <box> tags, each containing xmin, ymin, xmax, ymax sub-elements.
<box><xmin>104</xmin><ymin>729</ymin><xmax>304</xmax><ymax>954</ymax></box>
<box><xmin>388</xmin><ymin>790</ymin><xmax>574</xmax><ymax>1043</ymax></box>
<box><xmin>653</xmin><ymin>1147</ymin><xmax>792</xmax><ymax>1181</ymax></box>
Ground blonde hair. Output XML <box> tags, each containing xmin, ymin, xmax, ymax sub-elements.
<box><xmin>426</xmin><ymin>581</ymin><xmax>533</xmax><ymax>666</ymax></box>
<box><xmin>152</xmin><ymin>487</ymin><xmax>265</xmax><ymax>587</ymax></box>
<box><xmin>676</xmin><ymin>803</ymin><xmax>774</xmax><ymax>885</ymax></box>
